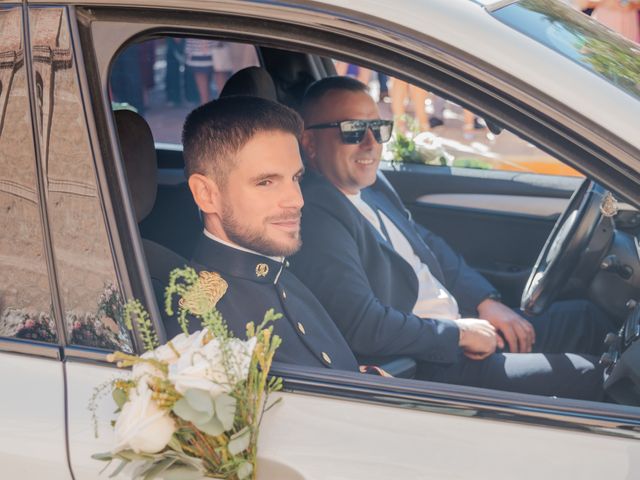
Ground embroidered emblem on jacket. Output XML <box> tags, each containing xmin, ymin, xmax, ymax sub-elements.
<box><xmin>179</xmin><ymin>271</ymin><xmax>228</xmax><ymax>315</ymax></box>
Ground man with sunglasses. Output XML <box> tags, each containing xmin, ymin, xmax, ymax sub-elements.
<box><xmin>292</xmin><ymin>76</ymin><xmax>615</xmax><ymax>399</ymax></box>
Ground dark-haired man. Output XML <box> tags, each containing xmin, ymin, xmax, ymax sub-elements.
<box><xmin>179</xmin><ymin>95</ymin><xmax>358</xmax><ymax>371</ymax></box>
<box><xmin>292</xmin><ymin>76</ymin><xmax>615</xmax><ymax>399</ymax></box>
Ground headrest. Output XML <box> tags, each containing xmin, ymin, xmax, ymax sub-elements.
<box><xmin>219</xmin><ymin>66</ymin><xmax>278</xmax><ymax>101</ymax></box>
<box><xmin>114</xmin><ymin>109</ymin><xmax>157</xmax><ymax>223</ymax></box>
<box><xmin>267</xmin><ymin>51</ymin><xmax>315</xmax><ymax>111</ymax></box>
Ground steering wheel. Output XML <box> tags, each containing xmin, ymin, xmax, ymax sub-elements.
<box><xmin>521</xmin><ymin>180</ymin><xmax>610</xmax><ymax>315</ymax></box>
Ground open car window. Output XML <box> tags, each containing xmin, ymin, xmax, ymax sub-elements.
<box><xmin>95</xmin><ymin>8</ymin><xmax>640</xmax><ymax>423</ymax></box>
<box><xmin>108</xmin><ymin>33</ymin><xmax>606</xmax><ymax>371</ymax></box>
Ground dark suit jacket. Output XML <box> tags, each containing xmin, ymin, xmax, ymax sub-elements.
<box><xmin>292</xmin><ymin>172</ymin><xmax>497</xmax><ymax>364</ymax></box>
<box><xmin>165</xmin><ymin>234</ymin><xmax>359</xmax><ymax>372</ymax></box>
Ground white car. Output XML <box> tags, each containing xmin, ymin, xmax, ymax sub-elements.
<box><xmin>1</xmin><ymin>0</ymin><xmax>640</xmax><ymax>478</ymax></box>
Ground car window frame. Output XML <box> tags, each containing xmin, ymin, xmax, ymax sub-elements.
<box><xmin>71</xmin><ymin>6</ymin><xmax>167</xmax><ymax>359</ymax></box>
<box><xmin>72</xmin><ymin>3</ymin><xmax>640</xmax><ymax>438</ymax></box>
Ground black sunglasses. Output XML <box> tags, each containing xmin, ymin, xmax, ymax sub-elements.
<box><xmin>306</xmin><ymin>119</ymin><xmax>394</xmax><ymax>144</ymax></box>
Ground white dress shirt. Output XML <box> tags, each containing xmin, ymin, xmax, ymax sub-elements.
<box><xmin>345</xmin><ymin>192</ymin><xmax>460</xmax><ymax>320</ymax></box>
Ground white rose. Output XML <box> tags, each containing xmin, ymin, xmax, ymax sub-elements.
<box><xmin>134</xmin><ymin>330</ymin><xmax>209</xmax><ymax>382</ymax></box>
<box><xmin>202</xmin><ymin>337</ymin><xmax>257</xmax><ymax>386</ymax></box>
<box><xmin>168</xmin><ymin>336</ymin><xmax>257</xmax><ymax>397</ymax></box>
<box><xmin>113</xmin><ymin>382</ymin><xmax>176</xmax><ymax>454</ymax></box>
<box><xmin>168</xmin><ymin>354</ymin><xmax>222</xmax><ymax>395</ymax></box>
<box><xmin>142</xmin><ymin>330</ymin><xmax>208</xmax><ymax>365</ymax></box>
<box><xmin>131</xmin><ymin>358</ymin><xmax>165</xmax><ymax>382</ymax></box>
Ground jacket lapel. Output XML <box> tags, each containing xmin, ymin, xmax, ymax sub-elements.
<box><xmin>362</xmin><ymin>186</ymin><xmax>446</xmax><ymax>284</ymax></box>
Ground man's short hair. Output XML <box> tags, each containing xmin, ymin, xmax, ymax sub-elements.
<box><xmin>301</xmin><ymin>76</ymin><xmax>369</xmax><ymax>119</ymax></box>
<box><xmin>182</xmin><ymin>95</ymin><xmax>303</xmax><ymax>184</ymax></box>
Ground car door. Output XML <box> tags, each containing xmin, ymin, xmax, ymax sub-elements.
<box><xmin>13</xmin><ymin>5</ymin><xmax>151</xmax><ymax>479</ymax></box>
<box><xmin>62</xmin><ymin>1</ymin><xmax>640</xmax><ymax>479</ymax></box>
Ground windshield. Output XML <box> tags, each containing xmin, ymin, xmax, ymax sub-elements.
<box><xmin>492</xmin><ymin>0</ymin><xmax>640</xmax><ymax>101</ymax></box>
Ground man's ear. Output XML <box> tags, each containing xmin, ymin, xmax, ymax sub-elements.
<box><xmin>300</xmin><ymin>130</ymin><xmax>318</xmax><ymax>170</ymax></box>
<box><xmin>188</xmin><ymin>173</ymin><xmax>221</xmax><ymax>215</ymax></box>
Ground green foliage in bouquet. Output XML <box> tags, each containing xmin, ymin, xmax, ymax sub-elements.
<box><xmin>91</xmin><ymin>267</ymin><xmax>283</xmax><ymax>480</ymax></box>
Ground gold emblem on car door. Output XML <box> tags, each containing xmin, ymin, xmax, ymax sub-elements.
<box><xmin>600</xmin><ymin>191</ymin><xmax>619</xmax><ymax>217</ymax></box>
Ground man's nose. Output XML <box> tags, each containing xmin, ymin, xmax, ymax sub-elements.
<box><xmin>359</xmin><ymin>126</ymin><xmax>376</xmax><ymax>147</ymax></box>
<box><xmin>282</xmin><ymin>179</ymin><xmax>304</xmax><ymax>210</ymax></box>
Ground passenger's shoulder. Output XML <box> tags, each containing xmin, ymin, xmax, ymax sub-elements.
<box><xmin>301</xmin><ymin>173</ymin><xmax>357</xmax><ymax>222</ymax></box>
<box><xmin>302</xmin><ymin>171</ymin><xmax>344</xmax><ymax>205</ymax></box>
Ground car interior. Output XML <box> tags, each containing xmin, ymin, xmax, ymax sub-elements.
<box><xmin>110</xmin><ymin>34</ymin><xmax>640</xmax><ymax>404</ymax></box>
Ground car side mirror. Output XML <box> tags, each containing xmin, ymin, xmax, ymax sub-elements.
<box><xmin>485</xmin><ymin>118</ymin><xmax>504</xmax><ymax>135</ymax></box>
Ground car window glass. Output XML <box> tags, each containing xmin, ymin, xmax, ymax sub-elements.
<box><xmin>29</xmin><ymin>7</ymin><xmax>133</xmax><ymax>352</ymax></box>
<box><xmin>492</xmin><ymin>0</ymin><xmax>640</xmax><ymax>102</ymax></box>
<box><xmin>0</xmin><ymin>5</ymin><xmax>58</xmax><ymax>344</ymax></box>
<box><xmin>110</xmin><ymin>37</ymin><xmax>260</xmax><ymax>146</ymax></box>
<box><xmin>333</xmin><ymin>61</ymin><xmax>581</xmax><ymax>177</ymax></box>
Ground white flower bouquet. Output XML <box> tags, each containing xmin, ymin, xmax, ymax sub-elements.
<box><xmin>91</xmin><ymin>267</ymin><xmax>282</xmax><ymax>480</ymax></box>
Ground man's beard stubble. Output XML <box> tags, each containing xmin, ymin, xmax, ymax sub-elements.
<box><xmin>220</xmin><ymin>203</ymin><xmax>302</xmax><ymax>257</ymax></box>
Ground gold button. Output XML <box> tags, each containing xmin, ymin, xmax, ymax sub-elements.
<box><xmin>322</xmin><ymin>352</ymin><xmax>332</xmax><ymax>364</ymax></box>
<box><xmin>282</xmin><ymin>290</ymin><xmax>287</xmax><ymax>299</ymax></box>
<box><xmin>297</xmin><ymin>322</ymin><xmax>305</xmax><ymax>334</ymax></box>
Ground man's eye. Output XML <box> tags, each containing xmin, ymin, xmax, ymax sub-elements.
<box><xmin>294</xmin><ymin>173</ymin><xmax>303</xmax><ymax>183</ymax></box>
<box><xmin>257</xmin><ymin>179</ymin><xmax>272</xmax><ymax>186</ymax></box>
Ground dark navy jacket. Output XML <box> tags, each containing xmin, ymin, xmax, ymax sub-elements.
<box><xmin>165</xmin><ymin>234</ymin><xmax>359</xmax><ymax>372</ymax></box>
<box><xmin>292</xmin><ymin>172</ymin><xmax>497</xmax><ymax>364</ymax></box>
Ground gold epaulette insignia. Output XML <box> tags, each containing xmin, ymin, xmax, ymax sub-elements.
<box><xmin>179</xmin><ymin>271</ymin><xmax>228</xmax><ymax>315</ymax></box>
<box><xmin>255</xmin><ymin>263</ymin><xmax>269</xmax><ymax>278</ymax></box>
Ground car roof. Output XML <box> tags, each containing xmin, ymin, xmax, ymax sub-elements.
<box><xmin>25</xmin><ymin>0</ymin><xmax>640</xmax><ymax>155</ymax></box>
<box><xmin>313</xmin><ymin>0</ymin><xmax>639</xmax><ymax>151</ymax></box>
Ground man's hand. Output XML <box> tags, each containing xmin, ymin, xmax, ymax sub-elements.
<box><xmin>454</xmin><ymin>318</ymin><xmax>503</xmax><ymax>360</ymax></box>
<box><xmin>477</xmin><ymin>298</ymin><xmax>535</xmax><ymax>353</ymax></box>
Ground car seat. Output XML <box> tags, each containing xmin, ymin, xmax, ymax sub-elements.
<box><xmin>219</xmin><ymin>65</ymin><xmax>279</xmax><ymax>101</ymax></box>
<box><xmin>219</xmin><ymin>66</ymin><xmax>278</xmax><ymax>100</ymax></box>
<box><xmin>114</xmin><ymin>109</ymin><xmax>188</xmax><ymax>326</ymax></box>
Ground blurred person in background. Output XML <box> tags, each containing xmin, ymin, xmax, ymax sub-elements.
<box><xmin>377</xmin><ymin>72</ymin><xmax>389</xmax><ymax>102</ymax></box>
<box><xmin>335</xmin><ymin>61</ymin><xmax>372</xmax><ymax>85</ymax></box>
<box><xmin>185</xmin><ymin>38</ymin><xmax>215</xmax><ymax>103</ymax></box>
<box><xmin>165</xmin><ymin>38</ymin><xmax>184</xmax><ymax>106</ymax></box>
<box><xmin>390</xmin><ymin>78</ymin><xmax>429</xmax><ymax>133</ymax></box>
<box><xmin>575</xmin><ymin>0</ymin><xmax>639</xmax><ymax>42</ymax></box>
<box><xmin>211</xmin><ymin>41</ymin><xmax>233</xmax><ymax>96</ymax></box>
<box><xmin>139</xmin><ymin>40</ymin><xmax>156</xmax><ymax>109</ymax></box>
<box><xmin>110</xmin><ymin>44</ymin><xmax>144</xmax><ymax>113</ymax></box>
